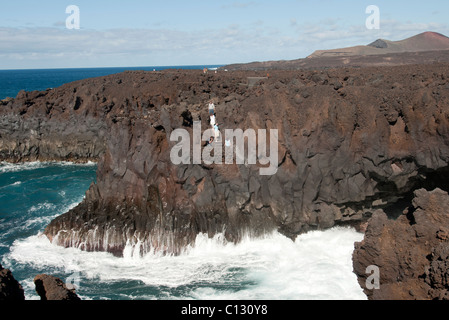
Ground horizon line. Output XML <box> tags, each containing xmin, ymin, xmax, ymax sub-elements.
<box><xmin>0</xmin><ymin>64</ymin><xmax>227</xmax><ymax>72</ymax></box>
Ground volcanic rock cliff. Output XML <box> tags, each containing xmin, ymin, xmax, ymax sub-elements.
<box><xmin>2</xmin><ymin>64</ymin><xmax>449</xmax><ymax>258</ymax></box>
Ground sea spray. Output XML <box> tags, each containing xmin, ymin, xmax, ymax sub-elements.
<box><xmin>6</xmin><ymin>228</ymin><xmax>367</xmax><ymax>300</ymax></box>
<box><xmin>1</xmin><ymin>162</ymin><xmax>367</xmax><ymax>300</ymax></box>
<box><xmin>0</xmin><ymin>161</ymin><xmax>97</xmax><ymax>173</ymax></box>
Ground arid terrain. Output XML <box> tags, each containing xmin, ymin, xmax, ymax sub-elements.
<box><xmin>224</xmin><ymin>32</ymin><xmax>449</xmax><ymax>71</ymax></box>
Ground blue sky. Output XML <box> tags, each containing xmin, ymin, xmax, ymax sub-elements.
<box><xmin>1</xmin><ymin>0</ymin><xmax>448</xmax><ymax>69</ymax></box>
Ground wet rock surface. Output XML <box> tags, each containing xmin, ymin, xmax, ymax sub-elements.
<box><xmin>2</xmin><ymin>64</ymin><xmax>449</xmax><ymax>258</ymax></box>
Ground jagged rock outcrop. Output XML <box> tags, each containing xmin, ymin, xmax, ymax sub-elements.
<box><xmin>2</xmin><ymin>64</ymin><xmax>449</xmax><ymax>256</ymax></box>
<box><xmin>0</xmin><ymin>264</ymin><xmax>25</xmax><ymax>300</ymax></box>
<box><xmin>353</xmin><ymin>188</ymin><xmax>449</xmax><ymax>300</ymax></box>
<box><xmin>34</xmin><ymin>274</ymin><xmax>81</xmax><ymax>301</ymax></box>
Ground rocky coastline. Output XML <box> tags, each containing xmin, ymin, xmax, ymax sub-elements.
<box><xmin>0</xmin><ymin>264</ymin><xmax>80</xmax><ymax>300</ymax></box>
<box><xmin>2</xmin><ymin>63</ymin><xmax>449</xmax><ymax>299</ymax></box>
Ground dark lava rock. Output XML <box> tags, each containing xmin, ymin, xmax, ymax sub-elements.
<box><xmin>0</xmin><ymin>264</ymin><xmax>25</xmax><ymax>300</ymax></box>
<box><xmin>353</xmin><ymin>188</ymin><xmax>449</xmax><ymax>300</ymax></box>
<box><xmin>34</xmin><ymin>274</ymin><xmax>81</xmax><ymax>301</ymax></box>
<box><xmin>2</xmin><ymin>64</ymin><xmax>449</xmax><ymax>257</ymax></box>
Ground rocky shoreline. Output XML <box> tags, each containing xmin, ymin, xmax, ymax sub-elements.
<box><xmin>2</xmin><ymin>63</ymin><xmax>449</xmax><ymax>299</ymax></box>
<box><xmin>0</xmin><ymin>264</ymin><xmax>80</xmax><ymax>300</ymax></box>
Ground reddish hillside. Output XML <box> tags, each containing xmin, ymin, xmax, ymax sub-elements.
<box><xmin>308</xmin><ymin>32</ymin><xmax>449</xmax><ymax>58</ymax></box>
<box><xmin>224</xmin><ymin>32</ymin><xmax>449</xmax><ymax>71</ymax></box>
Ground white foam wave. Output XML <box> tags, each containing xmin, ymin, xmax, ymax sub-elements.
<box><xmin>28</xmin><ymin>202</ymin><xmax>57</xmax><ymax>213</ymax></box>
<box><xmin>0</xmin><ymin>161</ymin><xmax>97</xmax><ymax>173</ymax></box>
<box><xmin>0</xmin><ymin>162</ymin><xmax>43</xmax><ymax>173</ymax></box>
<box><xmin>21</xmin><ymin>279</ymin><xmax>40</xmax><ymax>300</ymax></box>
<box><xmin>5</xmin><ymin>227</ymin><xmax>367</xmax><ymax>300</ymax></box>
<box><xmin>0</xmin><ymin>181</ymin><xmax>22</xmax><ymax>190</ymax></box>
<box><xmin>21</xmin><ymin>215</ymin><xmax>58</xmax><ymax>230</ymax></box>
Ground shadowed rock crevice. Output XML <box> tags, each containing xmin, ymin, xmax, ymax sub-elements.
<box><xmin>379</xmin><ymin>165</ymin><xmax>449</xmax><ymax>219</ymax></box>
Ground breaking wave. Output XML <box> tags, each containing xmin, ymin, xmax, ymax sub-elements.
<box><xmin>0</xmin><ymin>161</ymin><xmax>97</xmax><ymax>173</ymax></box>
<box><xmin>5</xmin><ymin>227</ymin><xmax>366</xmax><ymax>300</ymax></box>
<box><xmin>1</xmin><ymin>161</ymin><xmax>367</xmax><ymax>300</ymax></box>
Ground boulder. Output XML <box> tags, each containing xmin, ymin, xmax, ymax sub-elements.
<box><xmin>34</xmin><ymin>274</ymin><xmax>81</xmax><ymax>301</ymax></box>
<box><xmin>353</xmin><ymin>188</ymin><xmax>449</xmax><ymax>300</ymax></box>
<box><xmin>0</xmin><ymin>264</ymin><xmax>25</xmax><ymax>300</ymax></box>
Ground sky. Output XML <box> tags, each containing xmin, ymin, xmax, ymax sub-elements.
<box><xmin>0</xmin><ymin>0</ymin><xmax>448</xmax><ymax>69</ymax></box>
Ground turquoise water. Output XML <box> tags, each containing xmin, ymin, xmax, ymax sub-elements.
<box><xmin>0</xmin><ymin>162</ymin><xmax>366</xmax><ymax>300</ymax></box>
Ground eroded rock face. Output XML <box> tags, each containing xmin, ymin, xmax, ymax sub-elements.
<box><xmin>353</xmin><ymin>188</ymin><xmax>449</xmax><ymax>300</ymax></box>
<box><xmin>2</xmin><ymin>64</ymin><xmax>449</xmax><ymax>256</ymax></box>
<box><xmin>0</xmin><ymin>87</ymin><xmax>107</xmax><ymax>163</ymax></box>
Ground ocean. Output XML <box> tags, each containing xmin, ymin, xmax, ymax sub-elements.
<box><xmin>0</xmin><ymin>67</ymin><xmax>367</xmax><ymax>301</ymax></box>
<box><xmin>0</xmin><ymin>162</ymin><xmax>366</xmax><ymax>300</ymax></box>
<box><xmin>0</xmin><ymin>65</ymin><xmax>223</xmax><ymax>100</ymax></box>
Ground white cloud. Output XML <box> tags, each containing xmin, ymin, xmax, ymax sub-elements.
<box><xmin>290</xmin><ymin>18</ymin><xmax>449</xmax><ymax>55</ymax></box>
<box><xmin>0</xmin><ymin>23</ymin><xmax>302</xmax><ymax>68</ymax></box>
<box><xmin>1</xmin><ymin>17</ymin><xmax>448</xmax><ymax>69</ymax></box>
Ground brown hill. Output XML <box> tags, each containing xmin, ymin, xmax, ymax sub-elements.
<box><xmin>308</xmin><ymin>31</ymin><xmax>449</xmax><ymax>58</ymax></box>
<box><xmin>224</xmin><ymin>32</ymin><xmax>449</xmax><ymax>71</ymax></box>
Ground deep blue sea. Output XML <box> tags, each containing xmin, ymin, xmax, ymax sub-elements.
<box><xmin>0</xmin><ymin>67</ymin><xmax>367</xmax><ymax>300</ymax></box>
<box><xmin>0</xmin><ymin>65</ymin><xmax>223</xmax><ymax>100</ymax></box>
